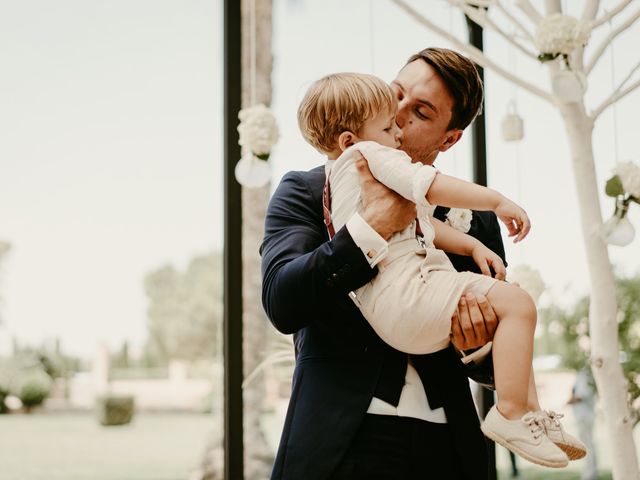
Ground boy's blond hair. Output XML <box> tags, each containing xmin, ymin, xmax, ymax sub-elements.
<box><xmin>297</xmin><ymin>73</ymin><xmax>396</xmax><ymax>154</ymax></box>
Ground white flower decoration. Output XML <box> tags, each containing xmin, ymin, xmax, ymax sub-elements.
<box><xmin>508</xmin><ymin>264</ymin><xmax>546</xmax><ymax>303</ymax></box>
<box><xmin>534</xmin><ymin>13</ymin><xmax>590</xmax><ymax>60</ymax></box>
<box><xmin>445</xmin><ymin>208</ymin><xmax>473</xmax><ymax>233</ymax></box>
<box><xmin>237</xmin><ymin>104</ymin><xmax>280</xmax><ymax>158</ymax></box>
<box><xmin>613</xmin><ymin>161</ymin><xmax>640</xmax><ymax>199</ymax></box>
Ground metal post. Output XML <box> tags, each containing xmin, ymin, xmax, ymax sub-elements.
<box><xmin>466</xmin><ymin>12</ymin><xmax>497</xmax><ymax>480</ymax></box>
<box><xmin>223</xmin><ymin>0</ymin><xmax>244</xmax><ymax>478</ymax></box>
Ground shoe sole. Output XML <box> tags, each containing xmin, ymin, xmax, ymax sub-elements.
<box><xmin>481</xmin><ymin>424</ymin><xmax>569</xmax><ymax>468</ymax></box>
<box><xmin>555</xmin><ymin>442</ymin><xmax>587</xmax><ymax>461</ymax></box>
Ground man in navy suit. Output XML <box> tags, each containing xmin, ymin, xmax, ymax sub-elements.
<box><xmin>261</xmin><ymin>48</ymin><xmax>505</xmax><ymax>480</ymax></box>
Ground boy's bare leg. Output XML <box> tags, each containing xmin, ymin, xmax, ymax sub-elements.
<box><xmin>485</xmin><ymin>282</ymin><xmax>537</xmax><ymax>420</ymax></box>
<box><xmin>528</xmin><ymin>366</ymin><xmax>542</xmax><ymax>412</ymax></box>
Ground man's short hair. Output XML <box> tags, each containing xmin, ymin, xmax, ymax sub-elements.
<box><xmin>298</xmin><ymin>73</ymin><xmax>396</xmax><ymax>154</ymax></box>
<box><xmin>407</xmin><ymin>47</ymin><xmax>483</xmax><ymax>131</ymax></box>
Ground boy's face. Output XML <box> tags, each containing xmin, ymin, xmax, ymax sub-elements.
<box><xmin>357</xmin><ymin>109</ymin><xmax>403</xmax><ymax>149</ymax></box>
<box><xmin>391</xmin><ymin>60</ymin><xmax>463</xmax><ymax>166</ymax></box>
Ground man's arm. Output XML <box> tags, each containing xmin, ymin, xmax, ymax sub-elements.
<box><xmin>261</xmin><ymin>163</ymin><xmax>416</xmax><ymax>335</ymax></box>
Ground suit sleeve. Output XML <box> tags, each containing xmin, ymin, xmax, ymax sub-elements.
<box><xmin>260</xmin><ymin>171</ymin><xmax>378</xmax><ymax>334</ymax></box>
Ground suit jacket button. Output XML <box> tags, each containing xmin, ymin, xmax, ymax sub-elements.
<box><xmin>325</xmin><ymin>278</ymin><xmax>334</xmax><ymax>287</ymax></box>
<box><xmin>343</xmin><ymin>264</ymin><xmax>351</xmax><ymax>273</ymax></box>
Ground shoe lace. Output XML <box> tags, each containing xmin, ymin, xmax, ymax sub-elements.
<box><xmin>522</xmin><ymin>412</ymin><xmax>545</xmax><ymax>440</ymax></box>
<box><xmin>540</xmin><ymin>410</ymin><xmax>564</xmax><ymax>429</ymax></box>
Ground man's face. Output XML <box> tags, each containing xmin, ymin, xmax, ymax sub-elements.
<box><xmin>391</xmin><ymin>60</ymin><xmax>463</xmax><ymax>166</ymax></box>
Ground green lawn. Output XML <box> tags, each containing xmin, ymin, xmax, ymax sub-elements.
<box><xmin>0</xmin><ymin>412</ymin><xmax>214</xmax><ymax>480</ymax></box>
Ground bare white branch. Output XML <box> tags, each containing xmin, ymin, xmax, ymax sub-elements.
<box><xmin>591</xmin><ymin>0</ymin><xmax>633</xmax><ymax>28</ymax></box>
<box><xmin>544</xmin><ymin>0</ymin><xmax>562</xmax><ymax>15</ymax></box>
<box><xmin>592</xmin><ymin>77</ymin><xmax>640</xmax><ymax>120</ymax></box>
<box><xmin>582</xmin><ymin>0</ymin><xmax>601</xmax><ymax>22</ymax></box>
<box><xmin>515</xmin><ymin>0</ymin><xmax>543</xmax><ymax>23</ymax></box>
<box><xmin>496</xmin><ymin>0</ymin><xmax>535</xmax><ymax>42</ymax></box>
<box><xmin>586</xmin><ymin>8</ymin><xmax>640</xmax><ymax>74</ymax></box>
<box><xmin>449</xmin><ymin>0</ymin><xmax>538</xmax><ymax>59</ymax></box>
<box><xmin>389</xmin><ymin>0</ymin><xmax>555</xmax><ymax>104</ymax></box>
<box><xmin>616</xmin><ymin>59</ymin><xmax>640</xmax><ymax>91</ymax></box>
<box><xmin>460</xmin><ymin>0</ymin><xmax>495</xmax><ymax>6</ymax></box>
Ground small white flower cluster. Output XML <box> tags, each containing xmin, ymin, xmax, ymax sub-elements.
<box><xmin>508</xmin><ymin>264</ymin><xmax>546</xmax><ymax>304</ymax></box>
<box><xmin>237</xmin><ymin>104</ymin><xmax>280</xmax><ymax>157</ymax></box>
<box><xmin>613</xmin><ymin>161</ymin><xmax>640</xmax><ymax>199</ymax></box>
<box><xmin>445</xmin><ymin>208</ymin><xmax>473</xmax><ymax>233</ymax></box>
<box><xmin>534</xmin><ymin>13</ymin><xmax>590</xmax><ymax>57</ymax></box>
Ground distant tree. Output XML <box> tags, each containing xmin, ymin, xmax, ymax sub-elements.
<box><xmin>144</xmin><ymin>252</ymin><xmax>222</xmax><ymax>363</ymax></box>
<box><xmin>540</xmin><ymin>273</ymin><xmax>640</xmax><ymax>426</ymax></box>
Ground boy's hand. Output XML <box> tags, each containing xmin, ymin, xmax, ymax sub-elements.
<box><xmin>355</xmin><ymin>153</ymin><xmax>416</xmax><ymax>239</ymax></box>
<box><xmin>495</xmin><ymin>197</ymin><xmax>531</xmax><ymax>243</ymax></box>
<box><xmin>471</xmin><ymin>243</ymin><xmax>506</xmax><ymax>280</ymax></box>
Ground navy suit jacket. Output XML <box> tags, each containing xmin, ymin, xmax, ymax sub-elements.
<box><xmin>261</xmin><ymin>165</ymin><xmax>506</xmax><ymax>480</ymax></box>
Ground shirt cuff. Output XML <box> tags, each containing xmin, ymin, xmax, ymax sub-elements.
<box><xmin>346</xmin><ymin>213</ymin><xmax>389</xmax><ymax>268</ymax></box>
<box><xmin>460</xmin><ymin>342</ymin><xmax>492</xmax><ymax>365</ymax></box>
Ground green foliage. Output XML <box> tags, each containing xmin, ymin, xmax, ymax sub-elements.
<box><xmin>144</xmin><ymin>252</ymin><xmax>222</xmax><ymax>364</ymax></box>
<box><xmin>96</xmin><ymin>395</ymin><xmax>135</xmax><ymax>426</ymax></box>
<box><xmin>605</xmin><ymin>175</ymin><xmax>625</xmax><ymax>197</ymax></box>
<box><xmin>14</xmin><ymin>369</ymin><xmax>53</xmax><ymax>411</ymax></box>
<box><xmin>540</xmin><ymin>274</ymin><xmax>640</xmax><ymax>425</ymax></box>
<box><xmin>0</xmin><ymin>387</ymin><xmax>9</xmax><ymax>414</ymax></box>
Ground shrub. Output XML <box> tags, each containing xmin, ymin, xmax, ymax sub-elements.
<box><xmin>14</xmin><ymin>369</ymin><xmax>53</xmax><ymax>412</ymax></box>
<box><xmin>0</xmin><ymin>388</ymin><xmax>8</xmax><ymax>414</ymax></box>
<box><xmin>96</xmin><ymin>395</ymin><xmax>135</xmax><ymax>426</ymax></box>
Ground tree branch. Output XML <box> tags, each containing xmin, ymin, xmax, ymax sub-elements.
<box><xmin>449</xmin><ymin>0</ymin><xmax>538</xmax><ymax>59</ymax></box>
<box><xmin>544</xmin><ymin>0</ymin><xmax>562</xmax><ymax>15</ymax></box>
<box><xmin>592</xmin><ymin>77</ymin><xmax>640</xmax><ymax>120</ymax></box>
<box><xmin>582</xmin><ymin>0</ymin><xmax>601</xmax><ymax>22</ymax></box>
<box><xmin>390</xmin><ymin>0</ymin><xmax>555</xmax><ymax>104</ymax></box>
<box><xmin>515</xmin><ymin>0</ymin><xmax>543</xmax><ymax>23</ymax></box>
<box><xmin>591</xmin><ymin>0</ymin><xmax>632</xmax><ymax>28</ymax></box>
<box><xmin>586</xmin><ymin>8</ymin><xmax>640</xmax><ymax>75</ymax></box>
<box><xmin>495</xmin><ymin>0</ymin><xmax>535</xmax><ymax>42</ymax></box>
<box><xmin>459</xmin><ymin>0</ymin><xmax>495</xmax><ymax>6</ymax></box>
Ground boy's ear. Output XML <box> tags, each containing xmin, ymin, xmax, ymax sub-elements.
<box><xmin>338</xmin><ymin>131</ymin><xmax>357</xmax><ymax>152</ymax></box>
<box><xmin>438</xmin><ymin>129</ymin><xmax>463</xmax><ymax>153</ymax></box>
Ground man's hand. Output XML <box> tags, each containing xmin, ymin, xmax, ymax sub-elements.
<box><xmin>355</xmin><ymin>153</ymin><xmax>416</xmax><ymax>240</ymax></box>
<box><xmin>450</xmin><ymin>293</ymin><xmax>497</xmax><ymax>351</ymax></box>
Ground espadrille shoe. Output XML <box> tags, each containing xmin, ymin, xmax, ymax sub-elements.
<box><xmin>481</xmin><ymin>405</ymin><xmax>569</xmax><ymax>468</ymax></box>
<box><xmin>539</xmin><ymin>410</ymin><xmax>587</xmax><ymax>460</ymax></box>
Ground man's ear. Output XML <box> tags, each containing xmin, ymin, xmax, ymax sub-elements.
<box><xmin>338</xmin><ymin>131</ymin><xmax>357</xmax><ymax>152</ymax></box>
<box><xmin>438</xmin><ymin>129</ymin><xmax>463</xmax><ymax>153</ymax></box>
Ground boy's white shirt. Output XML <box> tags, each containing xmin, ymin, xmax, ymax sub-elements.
<box><xmin>325</xmin><ymin>140</ymin><xmax>491</xmax><ymax>422</ymax></box>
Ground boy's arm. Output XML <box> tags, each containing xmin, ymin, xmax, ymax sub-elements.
<box><xmin>427</xmin><ymin>174</ymin><xmax>531</xmax><ymax>243</ymax></box>
<box><xmin>431</xmin><ymin>217</ymin><xmax>506</xmax><ymax>280</ymax></box>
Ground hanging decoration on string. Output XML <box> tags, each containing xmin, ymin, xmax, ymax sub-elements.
<box><xmin>236</xmin><ymin>104</ymin><xmax>279</xmax><ymax>187</ymax></box>
<box><xmin>603</xmin><ymin>161</ymin><xmax>640</xmax><ymax>247</ymax></box>
<box><xmin>234</xmin><ymin>0</ymin><xmax>279</xmax><ymax>188</ymax></box>
<box><xmin>501</xmin><ymin>100</ymin><xmax>524</xmax><ymax>142</ymax></box>
<box><xmin>507</xmin><ymin>264</ymin><xmax>546</xmax><ymax>305</ymax></box>
<box><xmin>534</xmin><ymin>13</ymin><xmax>590</xmax><ymax>102</ymax></box>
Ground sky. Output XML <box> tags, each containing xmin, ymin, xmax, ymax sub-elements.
<box><xmin>0</xmin><ymin>0</ymin><xmax>639</xmax><ymax>357</ymax></box>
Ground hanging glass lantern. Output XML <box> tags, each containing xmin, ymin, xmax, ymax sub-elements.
<box><xmin>551</xmin><ymin>69</ymin><xmax>587</xmax><ymax>103</ymax></box>
<box><xmin>234</xmin><ymin>153</ymin><xmax>271</xmax><ymax>188</ymax></box>
<box><xmin>603</xmin><ymin>196</ymin><xmax>635</xmax><ymax>246</ymax></box>
<box><xmin>501</xmin><ymin>101</ymin><xmax>524</xmax><ymax>142</ymax></box>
